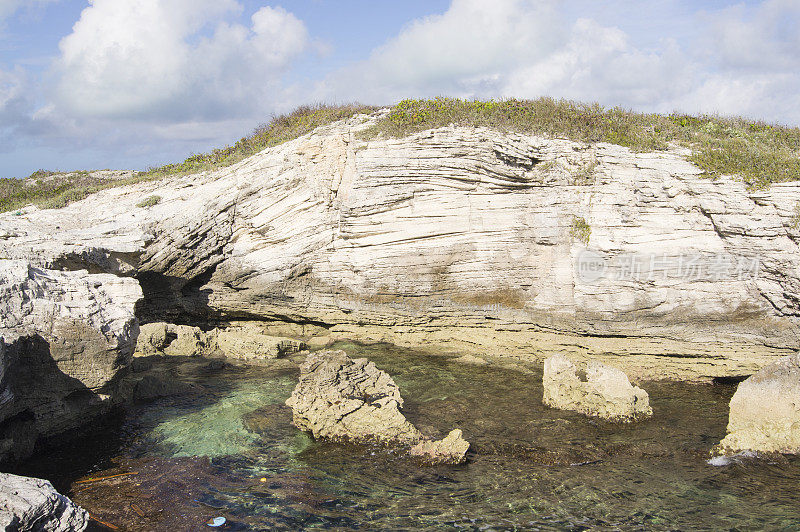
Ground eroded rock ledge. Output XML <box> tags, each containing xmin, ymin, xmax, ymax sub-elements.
<box><xmin>2</xmin><ymin>114</ymin><xmax>800</xmax><ymax>380</ymax></box>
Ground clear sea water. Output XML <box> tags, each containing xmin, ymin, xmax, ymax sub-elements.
<box><xmin>16</xmin><ymin>342</ymin><xmax>800</xmax><ymax>531</ymax></box>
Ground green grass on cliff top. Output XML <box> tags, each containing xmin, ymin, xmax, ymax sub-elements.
<box><xmin>372</xmin><ymin>97</ymin><xmax>800</xmax><ymax>189</ymax></box>
<box><xmin>2</xmin><ymin>97</ymin><xmax>799</xmax><ymax>213</ymax></box>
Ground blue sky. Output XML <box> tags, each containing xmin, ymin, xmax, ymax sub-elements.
<box><xmin>1</xmin><ymin>0</ymin><xmax>798</xmax><ymax>178</ymax></box>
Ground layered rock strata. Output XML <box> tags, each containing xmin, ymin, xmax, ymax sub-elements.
<box><xmin>2</xmin><ymin>113</ymin><xmax>800</xmax><ymax>380</ymax></box>
<box><xmin>715</xmin><ymin>353</ymin><xmax>800</xmax><ymax>455</ymax></box>
<box><xmin>543</xmin><ymin>354</ymin><xmax>652</xmax><ymax>422</ymax></box>
<box><xmin>0</xmin><ymin>260</ymin><xmax>141</xmax><ymax>462</ymax></box>
<box><xmin>134</xmin><ymin>322</ymin><xmax>306</xmax><ymax>360</ymax></box>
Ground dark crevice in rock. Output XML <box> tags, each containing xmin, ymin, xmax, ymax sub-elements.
<box><xmin>135</xmin><ymin>268</ymin><xmax>216</xmax><ymax>327</ymax></box>
<box><xmin>493</xmin><ymin>148</ymin><xmax>541</xmax><ymax>170</ymax></box>
<box><xmin>712</xmin><ymin>375</ymin><xmax>750</xmax><ymax>386</ymax></box>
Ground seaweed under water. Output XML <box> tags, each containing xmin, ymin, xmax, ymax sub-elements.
<box><xmin>15</xmin><ymin>343</ymin><xmax>800</xmax><ymax>531</ymax></box>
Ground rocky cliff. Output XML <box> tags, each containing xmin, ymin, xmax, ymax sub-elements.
<box><xmin>2</xmin><ymin>112</ymin><xmax>799</xmax><ymax>381</ymax></box>
<box><xmin>0</xmin><ymin>260</ymin><xmax>141</xmax><ymax>462</ymax></box>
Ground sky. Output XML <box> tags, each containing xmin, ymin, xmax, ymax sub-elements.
<box><xmin>1</xmin><ymin>0</ymin><xmax>798</xmax><ymax>178</ymax></box>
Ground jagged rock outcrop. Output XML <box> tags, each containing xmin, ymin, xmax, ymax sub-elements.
<box><xmin>2</xmin><ymin>113</ymin><xmax>800</xmax><ymax>380</ymax></box>
<box><xmin>715</xmin><ymin>353</ymin><xmax>800</xmax><ymax>455</ymax></box>
<box><xmin>286</xmin><ymin>350</ymin><xmax>471</xmax><ymax>464</ymax></box>
<box><xmin>0</xmin><ymin>260</ymin><xmax>141</xmax><ymax>462</ymax></box>
<box><xmin>0</xmin><ymin>473</ymin><xmax>89</xmax><ymax>531</ymax></box>
<box><xmin>543</xmin><ymin>354</ymin><xmax>652</xmax><ymax>422</ymax></box>
<box><xmin>286</xmin><ymin>350</ymin><xmax>422</xmax><ymax>444</ymax></box>
<box><xmin>409</xmin><ymin>429</ymin><xmax>470</xmax><ymax>465</ymax></box>
<box><xmin>134</xmin><ymin>322</ymin><xmax>306</xmax><ymax>360</ymax></box>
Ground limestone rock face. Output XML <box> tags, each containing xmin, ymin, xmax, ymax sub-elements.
<box><xmin>543</xmin><ymin>354</ymin><xmax>652</xmax><ymax>422</ymax></box>
<box><xmin>3</xmin><ymin>114</ymin><xmax>800</xmax><ymax>380</ymax></box>
<box><xmin>0</xmin><ymin>260</ymin><xmax>142</xmax><ymax>463</ymax></box>
<box><xmin>285</xmin><ymin>350</ymin><xmax>422</xmax><ymax>444</ymax></box>
<box><xmin>716</xmin><ymin>353</ymin><xmax>800</xmax><ymax>454</ymax></box>
<box><xmin>0</xmin><ymin>472</ymin><xmax>89</xmax><ymax>531</ymax></box>
<box><xmin>410</xmin><ymin>429</ymin><xmax>470</xmax><ymax>465</ymax></box>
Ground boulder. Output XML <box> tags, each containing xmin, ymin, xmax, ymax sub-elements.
<box><xmin>410</xmin><ymin>429</ymin><xmax>470</xmax><ymax>465</ymax></box>
<box><xmin>715</xmin><ymin>353</ymin><xmax>800</xmax><ymax>454</ymax></box>
<box><xmin>163</xmin><ymin>325</ymin><xmax>207</xmax><ymax>357</ymax></box>
<box><xmin>0</xmin><ymin>260</ymin><xmax>141</xmax><ymax>463</ymax></box>
<box><xmin>135</xmin><ymin>322</ymin><xmax>169</xmax><ymax>355</ymax></box>
<box><xmin>0</xmin><ymin>472</ymin><xmax>89</xmax><ymax>531</ymax></box>
<box><xmin>285</xmin><ymin>350</ymin><xmax>422</xmax><ymax>444</ymax></box>
<box><xmin>542</xmin><ymin>354</ymin><xmax>652</xmax><ymax>422</ymax></box>
<box><xmin>213</xmin><ymin>327</ymin><xmax>306</xmax><ymax>360</ymax></box>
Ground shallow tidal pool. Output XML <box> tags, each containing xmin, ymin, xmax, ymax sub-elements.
<box><xmin>16</xmin><ymin>342</ymin><xmax>800</xmax><ymax>531</ymax></box>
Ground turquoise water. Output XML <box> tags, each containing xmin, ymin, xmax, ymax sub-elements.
<box><xmin>21</xmin><ymin>343</ymin><xmax>800</xmax><ymax>530</ymax></box>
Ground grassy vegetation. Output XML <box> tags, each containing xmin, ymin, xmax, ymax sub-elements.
<box><xmin>0</xmin><ymin>104</ymin><xmax>376</xmax><ymax>213</ymax></box>
<box><xmin>369</xmin><ymin>97</ymin><xmax>800</xmax><ymax>188</ymax></box>
<box><xmin>2</xmin><ymin>98</ymin><xmax>798</xmax><ymax>213</ymax></box>
<box><xmin>138</xmin><ymin>103</ymin><xmax>377</xmax><ymax>180</ymax></box>
<box><xmin>570</xmin><ymin>216</ymin><xmax>592</xmax><ymax>245</ymax></box>
<box><xmin>136</xmin><ymin>195</ymin><xmax>162</xmax><ymax>208</ymax></box>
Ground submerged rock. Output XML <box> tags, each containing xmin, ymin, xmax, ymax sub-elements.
<box><xmin>543</xmin><ymin>354</ymin><xmax>652</xmax><ymax>422</ymax></box>
<box><xmin>0</xmin><ymin>472</ymin><xmax>89</xmax><ymax>531</ymax></box>
<box><xmin>132</xmin><ymin>374</ymin><xmax>196</xmax><ymax>403</ymax></box>
<box><xmin>285</xmin><ymin>350</ymin><xmax>422</xmax><ymax>444</ymax></box>
<box><xmin>715</xmin><ymin>353</ymin><xmax>800</xmax><ymax>455</ymax></box>
<box><xmin>410</xmin><ymin>429</ymin><xmax>470</xmax><ymax>465</ymax></box>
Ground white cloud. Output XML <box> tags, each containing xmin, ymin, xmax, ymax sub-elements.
<box><xmin>54</xmin><ymin>0</ymin><xmax>309</xmax><ymax>120</ymax></box>
<box><xmin>321</xmin><ymin>0</ymin><xmax>800</xmax><ymax>125</ymax></box>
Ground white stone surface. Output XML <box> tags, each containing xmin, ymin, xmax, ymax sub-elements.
<box><xmin>716</xmin><ymin>353</ymin><xmax>800</xmax><ymax>454</ymax></box>
<box><xmin>2</xmin><ymin>113</ymin><xmax>800</xmax><ymax>379</ymax></box>
<box><xmin>0</xmin><ymin>473</ymin><xmax>89</xmax><ymax>531</ymax></box>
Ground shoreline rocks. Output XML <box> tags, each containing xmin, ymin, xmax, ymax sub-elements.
<box><xmin>285</xmin><ymin>350</ymin><xmax>422</xmax><ymax>444</ymax></box>
<box><xmin>0</xmin><ymin>472</ymin><xmax>88</xmax><ymax>531</ymax></box>
<box><xmin>3</xmin><ymin>117</ymin><xmax>799</xmax><ymax>381</ymax></box>
<box><xmin>135</xmin><ymin>322</ymin><xmax>306</xmax><ymax>361</ymax></box>
<box><xmin>0</xmin><ymin>260</ymin><xmax>141</xmax><ymax>463</ymax></box>
<box><xmin>715</xmin><ymin>353</ymin><xmax>800</xmax><ymax>455</ymax></box>
<box><xmin>286</xmin><ymin>350</ymin><xmax>470</xmax><ymax>463</ymax></box>
<box><xmin>543</xmin><ymin>354</ymin><xmax>652</xmax><ymax>422</ymax></box>
<box><xmin>410</xmin><ymin>429</ymin><xmax>470</xmax><ymax>465</ymax></box>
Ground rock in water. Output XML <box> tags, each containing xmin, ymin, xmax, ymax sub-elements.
<box><xmin>715</xmin><ymin>353</ymin><xmax>800</xmax><ymax>455</ymax></box>
<box><xmin>543</xmin><ymin>354</ymin><xmax>652</xmax><ymax>422</ymax></box>
<box><xmin>0</xmin><ymin>473</ymin><xmax>89</xmax><ymax>531</ymax></box>
<box><xmin>410</xmin><ymin>429</ymin><xmax>470</xmax><ymax>465</ymax></box>
<box><xmin>285</xmin><ymin>350</ymin><xmax>422</xmax><ymax>444</ymax></box>
<box><xmin>134</xmin><ymin>322</ymin><xmax>306</xmax><ymax>360</ymax></box>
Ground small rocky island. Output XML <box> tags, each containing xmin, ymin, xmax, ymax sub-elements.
<box><xmin>2</xmin><ymin>101</ymin><xmax>800</xmax><ymax>530</ymax></box>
